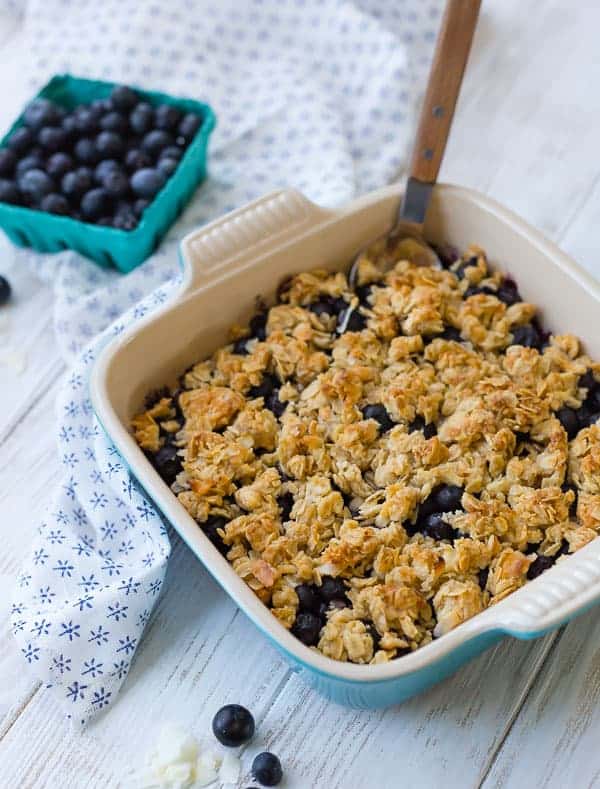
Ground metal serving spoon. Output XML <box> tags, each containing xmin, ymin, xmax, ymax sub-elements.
<box><xmin>349</xmin><ymin>0</ymin><xmax>482</xmax><ymax>281</ymax></box>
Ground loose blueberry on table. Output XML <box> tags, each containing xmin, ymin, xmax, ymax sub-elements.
<box><xmin>0</xmin><ymin>274</ymin><xmax>11</xmax><ymax>305</ymax></box>
<box><xmin>251</xmin><ymin>752</ymin><xmax>283</xmax><ymax>787</ymax></box>
<box><xmin>133</xmin><ymin>240</ymin><xmax>599</xmax><ymax>665</ymax></box>
<box><xmin>0</xmin><ymin>85</ymin><xmax>204</xmax><ymax>229</ymax></box>
<box><xmin>212</xmin><ymin>704</ymin><xmax>255</xmax><ymax>747</ymax></box>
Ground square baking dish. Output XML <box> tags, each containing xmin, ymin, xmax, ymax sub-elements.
<box><xmin>91</xmin><ymin>183</ymin><xmax>600</xmax><ymax>708</ymax></box>
<box><xmin>0</xmin><ymin>74</ymin><xmax>216</xmax><ymax>272</ymax></box>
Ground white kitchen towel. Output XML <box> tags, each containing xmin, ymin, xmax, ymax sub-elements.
<box><xmin>10</xmin><ymin>0</ymin><xmax>443</xmax><ymax>723</ymax></box>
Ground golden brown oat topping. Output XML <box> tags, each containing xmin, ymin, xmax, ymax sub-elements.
<box><xmin>133</xmin><ymin>241</ymin><xmax>600</xmax><ymax>665</ymax></box>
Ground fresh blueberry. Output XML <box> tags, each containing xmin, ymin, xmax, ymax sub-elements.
<box><xmin>102</xmin><ymin>169</ymin><xmax>130</xmax><ymax>199</ymax></box>
<box><xmin>556</xmin><ymin>406</ymin><xmax>579</xmax><ymax>440</ymax></box>
<box><xmin>37</xmin><ymin>125</ymin><xmax>67</xmax><ymax>152</ymax></box>
<box><xmin>455</xmin><ymin>255</ymin><xmax>479</xmax><ymax>279</ymax></box>
<box><xmin>133</xmin><ymin>197</ymin><xmax>150</xmax><ymax>218</ymax></box>
<box><xmin>201</xmin><ymin>515</ymin><xmax>228</xmax><ymax>555</ymax></box>
<box><xmin>110</xmin><ymin>85</ymin><xmax>139</xmax><ymax>111</ymax></box>
<box><xmin>178</xmin><ymin>112</ymin><xmax>202</xmax><ymax>142</ymax></box>
<box><xmin>74</xmin><ymin>137</ymin><xmax>99</xmax><ymax>165</ymax></box>
<box><xmin>125</xmin><ymin>148</ymin><xmax>152</xmax><ymax>172</ymax></box>
<box><xmin>477</xmin><ymin>567</ymin><xmax>489</xmax><ymax>590</ymax></box>
<box><xmin>129</xmin><ymin>102</ymin><xmax>154</xmax><ymax>135</ymax></box>
<box><xmin>309</xmin><ymin>294</ymin><xmax>347</xmax><ymax>317</ymax></box>
<box><xmin>141</xmin><ymin>129</ymin><xmax>174</xmax><ymax>157</ymax></box>
<box><xmin>527</xmin><ymin>553</ymin><xmax>555</xmax><ymax>580</ymax></box>
<box><xmin>440</xmin><ymin>326</ymin><xmax>462</xmax><ymax>342</ymax></box>
<box><xmin>362</xmin><ymin>403</ymin><xmax>395</xmax><ymax>433</ymax></box>
<box><xmin>249</xmin><ymin>310</ymin><xmax>268</xmax><ymax>340</ymax></box>
<box><xmin>252</xmin><ymin>753</ymin><xmax>283</xmax><ymax>787</ymax></box>
<box><xmin>96</xmin><ymin>131</ymin><xmax>124</xmax><ymax>159</ymax></box>
<box><xmin>157</xmin><ymin>157</ymin><xmax>178</xmax><ymax>177</ymax></box>
<box><xmin>0</xmin><ymin>274</ymin><xmax>11</xmax><ymax>305</ymax></box>
<box><xmin>277</xmin><ymin>492</ymin><xmax>294</xmax><ymax>522</ymax></box>
<box><xmin>73</xmin><ymin>108</ymin><xmax>99</xmax><ymax>136</ymax></box>
<box><xmin>160</xmin><ymin>145</ymin><xmax>183</xmax><ymax>161</ymax></box>
<box><xmin>291</xmin><ymin>612</ymin><xmax>322</xmax><ymax>646</ymax></box>
<box><xmin>0</xmin><ymin>179</ymin><xmax>21</xmax><ymax>205</ymax></box>
<box><xmin>91</xmin><ymin>98</ymin><xmax>113</xmax><ymax>114</ymax></box>
<box><xmin>23</xmin><ymin>98</ymin><xmax>61</xmax><ymax>130</ymax></box>
<box><xmin>265</xmin><ymin>389</ymin><xmax>287</xmax><ymax>417</ymax></box>
<box><xmin>18</xmin><ymin>168</ymin><xmax>54</xmax><ymax>203</ymax></box>
<box><xmin>61</xmin><ymin>168</ymin><xmax>94</xmax><ymax>201</ymax></box>
<box><xmin>212</xmin><ymin>704</ymin><xmax>255</xmax><ymax>747</ymax></box>
<box><xmin>154</xmin><ymin>103</ymin><xmax>182</xmax><ymax>131</ymax></box>
<box><xmin>337</xmin><ymin>305</ymin><xmax>366</xmax><ymax>333</ymax></box>
<box><xmin>16</xmin><ymin>153</ymin><xmax>45</xmax><ymax>178</ymax></box>
<box><xmin>420</xmin><ymin>513</ymin><xmax>456</xmax><ymax>541</ymax></box>
<box><xmin>94</xmin><ymin>159</ymin><xmax>121</xmax><ymax>183</ymax></box>
<box><xmin>112</xmin><ymin>205</ymin><xmax>137</xmax><ymax>230</ymax></box>
<box><xmin>80</xmin><ymin>187</ymin><xmax>112</xmax><ymax>220</ymax></box>
<box><xmin>511</xmin><ymin>323</ymin><xmax>542</xmax><ymax>349</ymax></box>
<box><xmin>0</xmin><ymin>148</ymin><xmax>16</xmax><ymax>177</ymax></box>
<box><xmin>130</xmin><ymin>167</ymin><xmax>166</xmax><ymax>198</ymax></box>
<box><xmin>248</xmin><ymin>374</ymin><xmax>278</xmax><ymax>400</ymax></box>
<box><xmin>46</xmin><ymin>152</ymin><xmax>74</xmax><ymax>180</ymax></box>
<box><xmin>61</xmin><ymin>114</ymin><xmax>78</xmax><ymax>141</ymax></box>
<box><xmin>8</xmin><ymin>126</ymin><xmax>33</xmax><ymax>154</ymax></box>
<box><xmin>409</xmin><ymin>416</ymin><xmax>437</xmax><ymax>439</ymax></box>
<box><xmin>496</xmin><ymin>277</ymin><xmax>521</xmax><ymax>305</ymax></box>
<box><xmin>99</xmin><ymin>111</ymin><xmax>128</xmax><ymax>135</ymax></box>
<box><xmin>40</xmin><ymin>193</ymin><xmax>70</xmax><ymax>215</ymax></box>
<box><xmin>318</xmin><ymin>576</ymin><xmax>348</xmax><ymax>604</ymax></box>
<box><xmin>295</xmin><ymin>583</ymin><xmax>320</xmax><ymax>614</ymax></box>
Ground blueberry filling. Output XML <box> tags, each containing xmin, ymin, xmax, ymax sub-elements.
<box><xmin>291</xmin><ymin>611</ymin><xmax>322</xmax><ymax>646</ymax></box>
<box><xmin>337</xmin><ymin>305</ymin><xmax>366</xmax><ymax>333</ymax></box>
<box><xmin>409</xmin><ymin>416</ymin><xmax>437</xmax><ymax>439</ymax></box>
<box><xmin>248</xmin><ymin>310</ymin><xmax>268</xmax><ymax>340</ymax></box>
<box><xmin>277</xmin><ymin>492</ymin><xmax>294</xmax><ymax>522</ymax></box>
<box><xmin>556</xmin><ymin>406</ymin><xmax>579</xmax><ymax>440</ymax></box>
<box><xmin>455</xmin><ymin>255</ymin><xmax>479</xmax><ymax>279</ymax></box>
<box><xmin>264</xmin><ymin>388</ymin><xmax>287</xmax><ymax>418</ymax></box>
<box><xmin>309</xmin><ymin>295</ymin><xmax>347</xmax><ymax>317</ymax></box>
<box><xmin>248</xmin><ymin>374</ymin><xmax>279</xmax><ymax>400</ymax></box>
<box><xmin>318</xmin><ymin>576</ymin><xmax>349</xmax><ymax>604</ymax></box>
<box><xmin>496</xmin><ymin>277</ymin><xmax>521</xmax><ymax>305</ymax></box>
<box><xmin>150</xmin><ymin>442</ymin><xmax>181</xmax><ymax>486</ymax></box>
<box><xmin>361</xmin><ymin>403</ymin><xmax>395</xmax><ymax>433</ymax></box>
<box><xmin>418</xmin><ymin>484</ymin><xmax>464</xmax><ymax>522</ymax></box>
<box><xmin>419</xmin><ymin>513</ymin><xmax>457</xmax><ymax>541</ymax></box>
<box><xmin>201</xmin><ymin>515</ymin><xmax>229</xmax><ymax>556</ymax></box>
<box><xmin>477</xmin><ymin>567</ymin><xmax>489</xmax><ymax>590</ymax></box>
<box><xmin>295</xmin><ymin>583</ymin><xmax>321</xmax><ymax>614</ymax></box>
<box><xmin>511</xmin><ymin>322</ymin><xmax>543</xmax><ymax>350</ymax></box>
<box><xmin>440</xmin><ymin>325</ymin><xmax>462</xmax><ymax>342</ymax></box>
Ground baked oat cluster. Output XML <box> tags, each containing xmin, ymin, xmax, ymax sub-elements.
<box><xmin>132</xmin><ymin>236</ymin><xmax>600</xmax><ymax>665</ymax></box>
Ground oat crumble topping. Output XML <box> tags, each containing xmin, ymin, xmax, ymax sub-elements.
<box><xmin>132</xmin><ymin>237</ymin><xmax>600</xmax><ymax>664</ymax></box>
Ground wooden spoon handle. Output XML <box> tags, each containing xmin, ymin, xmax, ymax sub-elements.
<box><xmin>409</xmin><ymin>0</ymin><xmax>481</xmax><ymax>184</ymax></box>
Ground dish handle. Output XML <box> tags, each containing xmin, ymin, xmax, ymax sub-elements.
<box><xmin>178</xmin><ymin>188</ymin><xmax>334</xmax><ymax>296</ymax></box>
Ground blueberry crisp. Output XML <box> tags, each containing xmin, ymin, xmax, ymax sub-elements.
<box><xmin>132</xmin><ymin>238</ymin><xmax>600</xmax><ymax>664</ymax></box>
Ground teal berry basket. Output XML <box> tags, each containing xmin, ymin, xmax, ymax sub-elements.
<box><xmin>0</xmin><ymin>74</ymin><xmax>216</xmax><ymax>272</ymax></box>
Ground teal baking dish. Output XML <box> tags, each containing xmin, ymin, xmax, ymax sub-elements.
<box><xmin>90</xmin><ymin>184</ymin><xmax>600</xmax><ymax>708</ymax></box>
<box><xmin>0</xmin><ymin>74</ymin><xmax>216</xmax><ymax>272</ymax></box>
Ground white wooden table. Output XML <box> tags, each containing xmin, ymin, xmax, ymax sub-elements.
<box><xmin>2</xmin><ymin>2</ymin><xmax>600</xmax><ymax>787</ymax></box>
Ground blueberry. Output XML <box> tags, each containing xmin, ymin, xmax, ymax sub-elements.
<box><xmin>576</xmin><ymin>404</ymin><xmax>600</xmax><ymax>430</ymax></box>
<box><xmin>477</xmin><ymin>567</ymin><xmax>489</xmax><ymax>590</ymax></box>
<box><xmin>103</xmin><ymin>169</ymin><xmax>130</xmax><ymax>199</ymax></box>
<box><xmin>511</xmin><ymin>323</ymin><xmax>542</xmax><ymax>349</ymax></box>
<box><xmin>148</xmin><ymin>442</ymin><xmax>180</xmax><ymax>485</ymax></box>
<box><xmin>355</xmin><ymin>283</ymin><xmax>376</xmax><ymax>305</ymax></box>
<box><xmin>46</xmin><ymin>152</ymin><xmax>73</xmax><ymax>180</ymax></box>
<box><xmin>0</xmin><ymin>148</ymin><xmax>16</xmax><ymax>176</ymax></box>
<box><xmin>362</xmin><ymin>403</ymin><xmax>395</xmax><ymax>433</ymax></box>
<box><xmin>464</xmin><ymin>284</ymin><xmax>495</xmax><ymax>299</ymax></box>
<box><xmin>231</xmin><ymin>337</ymin><xmax>249</xmax><ymax>355</ymax></box>
<box><xmin>141</xmin><ymin>129</ymin><xmax>174</xmax><ymax>157</ymax></box>
<box><xmin>212</xmin><ymin>704</ymin><xmax>255</xmax><ymax>747</ymax></box>
<box><xmin>154</xmin><ymin>103</ymin><xmax>182</xmax><ymax>131</ymax></box>
<box><xmin>319</xmin><ymin>576</ymin><xmax>348</xmax><ymax>603</ymax></box>
<box><xmin>0</xmin><ymin>274</ymin><xmax>11</xmax><ymax>305</ymax></box>
<box><xmin>96</xmin><ymin>131</ymin><xmax>124</xmax><ymax>159</ymax></box>
<box><xmin>264</xmin><ymin>388</ymin><xmax>287</xmax><ymax>417</ymax></box>
<box><xmin>309</xmin><ymin>294</ymin><xmax>347</xmax><ymax>317</ymax></box>
<box><xmin>16</xmin><ymin>153</ymin><xmax>45</xmax><ymax>178</ymax></box>
<box><xmin>18</xmin><ymin>168</ymin><xmax>54</xmax><ymax>203</ymax></box>
<box><xmin>367</xmin><ymin>623</ymin><xmax>381</xmax><ymax>651</ymax></box>
<box><xmin>110</xmin><ymin>85</ymin><xmax>139</xmax><ymax>111</ymax></box>
<box><xmin>73</xmin><ymin>108</ymin><xmax>99</xmax><ymax>136</ymax></box>
<box><xmin>433</xmin><ymin>242</ymin><xmax>459</xmax><ymax>268</ymax></box>
<box><xmin>40</xmin><ymin>193</ymin><xmax>70</xmax><ymax>215</ymax></box>
<box><xmin>125</xmin><ymin>148</ymin><xmax>152</xmax><ymax>172</ymax></box>
<box><xmin>178</xmin><ymin>112</ymin><xmax>202</xmax><ymax>142</ymax></box>
<box><xmin>157</xmin><ymin>156</ymin><xmax>178</xmax><ymax>177</ymax></box>
<box><xmin>74</xmin><ymin>137</ymin><xmax>99</xmax><ymax>165</ymax></box>
<box><xmin>112</xmin><ymin>205</ymin><xmax>137</xmax><ymax>230</ymax></box>
<box><xmin>580</xmin><ymin>370</ymin><xmax>598</xmax><ymax>392</ymax></box>
<box><xmin>23</xmin><ymin>98</ymin><xmax>61</xmax><ymax>130</ymax></box>
<box><xmin>420</xmin><ymin>513</ymin><xmax>456</xmax><ymax>541</ymax></box>
<box><xmin>99</xmin><ymin>110</ymin><xmax>128</xmax><ymax>135</ymax></box>
<box><xmin>409</xmin><ymin>416</ymin><xmax>437</xmax><ymax>438</ymax></box>
<box><xmin>61</xmin><ymin>168</ymin><xmax>93</xmax><ymax>200</ymax></box>
<box><xmin>527</xmin><ymin>553</ymin><xmax>555</xmax><ymax>580</ymax></box>
<box><xmin>91</xmin><ymin>98</ymin><xmax>113</xmax><ymax>114</ymax></box>
<box><xmin>133</xmin><ymin>197</ymin><xmax>150</xmax><ymax>218</ymax></box>
<box><xmin>202</xmin><ymin>515</ymin><xmax>228</xmax><ymax>555</ymax></box>
<box><xmin>61</xmin><ymin>114</ymin><xmax>78</xmax><ymax>141</ymax></box>
<box><xmin>8</xmin><ymin>127</ymin><xmax>33</xmax><ymax>154</ymax></box>
<box><xmin>248</xmin><ymin>374</ymin><xmax>279</xmax><ymax>400</ymax></box>
<box><xmin>130</xmin><ymin>167</ymin><xmax>166</xmax><ymax>198</ymax></box>
<box><xmin>291</xmin><ymin>612</ymin><xmax>322</xmax><ymax>646</ymax></box>
<box><xmin>496</xmin><ymin>277</ymin><xmax>521</xmax><ymax>305</ymax></box>
<box><xmin>556</xmin><ymin>406</ymin><xmax>579</xmax><ymax>440</ymax></box>
<box><xmin>277</xmin><ymin>492</ymin><xmax>294</xmax><ymax>522</ymax></box>
<box><xmin>455</xmin><ymin>255</ymin><xmax>479</xmax><ymax>279</ymax></box>
<box><xmin>251</xmin><ymin>753</ymin><xmax>283</xmax><ymax>787</ymax></box>
<box><xmin>80</xmin><ymin>188</ymin><xmax>112</xmax><ymax>220</ymax></box>
<box><xmin>160</xmin><ymin>145</ymin><xmax>183</xmax><ymax>161</ymax></box>
<box><xmin>249</xmin><ymin>310</ymin><xmax>268</xmax><ymax>340</ymax></box>
<box><xmin>94</xmin><ymin>159</ymin><xmax>121</xmax><ymax>184</ymax></box>
<box><xmin>37</xmin><ymin>125</ymin><xmax>67</xmax><ymax>152</ymax></box>
<box><xmin>0</xmin><ymin>178</ymin><xmax>21</xmax><ymax>205</ymax></box>
<box><xmin>440</xmin><ymin>326</ymin><xmax>462</xmax><ymax>342</ymax></box>
<box><xmin>295</xmin><ymin>583</ymin><xmax>320</xmax><ymax>614</ymax></box>
<box><xmin>419</xmin><ymin>484</ymin><xmax>464</xmax><ymax>520</ymax></box>
<box><xmin>337</xmin><ymin>305</ymin><xmax>366</xmax><ymax>333</ymax></box>
<box><xmin>129</xmin><ymin>102</ymin><xmax>154</xmax><ymax>135</ymax></box>
<box><xmin>562</xmin><ymin>481</ymin><xmax>578</xmax><ymax>518</ymax></box>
